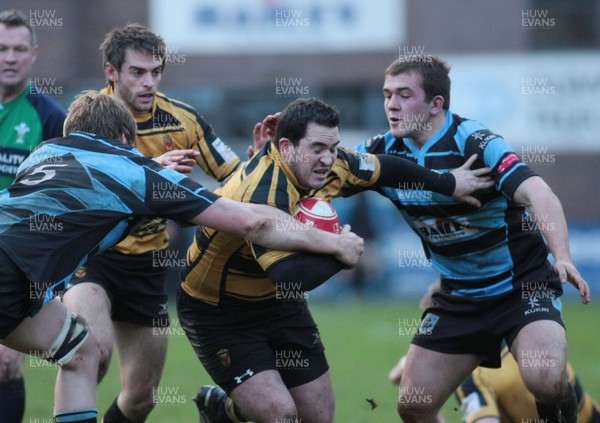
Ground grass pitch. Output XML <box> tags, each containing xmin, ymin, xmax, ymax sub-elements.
<box><xmin>24</xmin><ymin>299</ymin><xmax>599</xmax><ymax>422</ymax></box>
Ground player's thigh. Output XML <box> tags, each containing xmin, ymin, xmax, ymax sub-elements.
<box><xmin>511</xmin><ymin>319</ymin><xmax>567</xmax><ymax>390</ymax></box>
<box><xmin>113</xmin><ymin>321</ymin><xmax>168</xmax><ymax>388</ymax></box>
<box><xmin>62</xmin><ymin>281</ymin><xmax>113</xmax><ymax>348</ymax></box>
<box><xmin>230</xmin><ymin>369</ymin><xmax>296</xmax><ymax>421</ymax></box>
<box><xmin>2</xmin><ymin>298</ymin><xmax>70</xmax><ymax>354</ymax></box>
<box><xmin>289</xmin><ymin>370</ymin><xmax>334</xmax><ymax>423</ymax></box>
<box><xmin>401</xmin><ymin>344</ymin><xmax>482</xmax><ymax>410</ymax></box>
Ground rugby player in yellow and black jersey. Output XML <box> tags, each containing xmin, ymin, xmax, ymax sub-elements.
<box><xmin>177</xmin><ymin>97</ymin><xmax>494</xmax><ymax>423</ymax></box>
<box><xmin>62</xmin><ymin>24</ymin><xmax>252</xmax><ymax>423</ymax></box>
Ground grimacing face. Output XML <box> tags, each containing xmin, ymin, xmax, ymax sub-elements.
<box><xmin>106</xmin><ymin>48</ymin><xmax>163</xmax><ymax>114</ymax></box>
<box><xmin>281</xmin><ymin>122</ymin><xmax>339</xmax><ymax>190</ymax></box>
<box><xmin>0</xmin><ymin>24</ymin><xmax>37</xmax><ymax>94</ymax></box>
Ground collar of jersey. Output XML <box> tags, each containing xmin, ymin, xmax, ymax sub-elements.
<box><xmin>402</xmin><ymin>109</ymin><xmax>453</xmax><ymax>165</ymax></box>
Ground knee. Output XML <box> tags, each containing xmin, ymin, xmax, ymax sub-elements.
<box><xmin>61</xmin><ymin>329</ymin><xmax>100</xmax><ymax>373</ymax></box>
<box><xmin>523</xmin><ymin>367</ymin><xmax>569</xmax><ymax>402</ymax></box>
<box><xmin>96</xmin><ymin>338</ymin><xmax>113</xmax><ymax>381</ymax></box>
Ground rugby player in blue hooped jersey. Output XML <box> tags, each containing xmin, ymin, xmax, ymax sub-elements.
<box><xmin>355</xmin><ymin>55</ymin><xmax>590</xmax><ymax>423</ymax></box>
<box><xmin>0</xmin><ymin>91</ymin><xmax>364</xmax><ymax>423</ymax></box>
<box><xmin>0</xmin><ymin>9</ymin><xmax>66</xmax><ymax>423</ymax></box>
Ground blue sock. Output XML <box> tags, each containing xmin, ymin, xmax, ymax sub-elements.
<box><xmin>0</xmin><ymin>377</ymin><xmax>25</xmax><ymax>423</ymax></box>
<box><xmin>54</xmin><ymin>408</ymin><xmax>97</xmax><ymax>422</ymax></box>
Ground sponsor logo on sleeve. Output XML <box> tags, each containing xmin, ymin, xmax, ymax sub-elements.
<box><xmin>496</xmin><ymin>153</ymin><xmax>520</xmax><ymax>174</ymax></box>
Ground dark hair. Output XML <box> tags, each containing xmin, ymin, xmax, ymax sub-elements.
<box><xmin>0</xmin><ymin>9</ymin><xmax>36</xmax><ymax>45</ymax></box>
<box><xmin>386</xmin><ymin>55</ymin><xmax>451</xmax><ymax>110</ymax></box>
<box><xmin>99</xmin><ymin>23</ymin><xmax>166</xmax><ymax>84</ymax></box>
<box><xmin>64</xmin><ymin>91</ymin><xmax>137</xmax><ymax>146</ymax></box>
<box><xmin>275</xmin><ymin>98</ymin><xmax>340</xmax><ymax>147</ymax></box>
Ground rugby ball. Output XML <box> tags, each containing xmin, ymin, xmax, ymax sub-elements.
<box><xmin>293</xmin><ymin>198</ymin><xmax>341</xmax><ymax>234</ymax></box>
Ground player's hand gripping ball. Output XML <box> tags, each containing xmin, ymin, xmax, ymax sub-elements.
<box><xmin>293</xmin><ymin>198</ymin><xmax>341</xmax><ymax>234</ymax></box>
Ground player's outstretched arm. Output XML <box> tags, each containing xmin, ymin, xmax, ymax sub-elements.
<box><xmin>191</xmin><ymin>197</ymin><xmax>364</xmax><ymax>267</ymax></box>
<box><xmin>513</xmin><ymin>176</ymin><xmax>590</xmax><ymax>304</ymax></box>
<box><xmin>375</xmin><ymin>153</ymin><xmax>493</xmax><ymax>207</ymax></box>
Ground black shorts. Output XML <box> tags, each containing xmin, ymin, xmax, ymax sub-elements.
<box><xmin>66</xmin><ymin>249</ymin><xmax>169</xmax><ymax>327</ymax></box>
<box><xmin>412</xmin><ymin>269</ymin><xmax>565</xmax><ymax>368</ymax></box>
<box><xmin>176</xmin><ymin>286</ymin><xmax>329</xmax><ymax>394</ymax></box>
<box><xmin>0</xmin><ymin>248</ymin><xmax>35</xmax><ymax>339</ymax></box>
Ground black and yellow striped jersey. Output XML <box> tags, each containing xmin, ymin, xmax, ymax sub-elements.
<box><xmin>100</xmin><ymin>86</ymin><xmax>240</xmax><ymax>255</ymax></box>
<box><xmin>456</xmin><ymin>346</ymin><xmax>600</xmax><ymax>423</ymax></box>
<box><xmin>181</xmin><ymin>141</ymin><xmax>381</xmax><ymax>308</ymax></box>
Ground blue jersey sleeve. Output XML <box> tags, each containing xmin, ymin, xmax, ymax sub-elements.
<box><xmin>463</xmin><ymin>129</ymin><xmax>537</xmax><ymax>200</ymax></box>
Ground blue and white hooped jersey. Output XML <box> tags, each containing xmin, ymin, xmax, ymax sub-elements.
<box><xmin>356</xmin><ymin>111</ymin><xmax>550</xmax><ymax>298</ymax></box>
<box><xmin>0</xmin><ymin>132</ymin><xmax>219</xmax><ymax>303</ymax></box>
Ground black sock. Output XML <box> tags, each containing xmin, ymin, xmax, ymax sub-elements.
<box><xmin>104</xmin><ymin>397</ymin><xmax>136</xmax><ymax>423</ymax></box>
<box><xmin>0</xmin><ymin>378</ymin><xmax>25</xmax><ymax>423</ymax></box>
<box><xmin>535</xmin><ymin>384</ymin><xmax>579</xmax><ymax>423</ymax></box>
<box><xmin>54</xmin><ymin>408</ymin><xmax>97</xmax><ymax>422</ymax></box>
